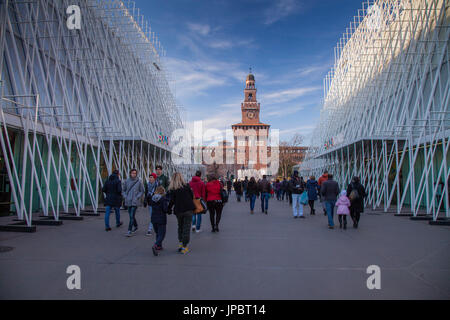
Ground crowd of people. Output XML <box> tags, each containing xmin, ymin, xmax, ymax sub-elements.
<box><xmin>102</xmin><ymin>166</ymin><xmax>230</xmax><ymax>256</ymax></box>
<box><xmin>102</xmin><ymin>166</ymin><xmax>368</xmax><ymax>257</ymax></box>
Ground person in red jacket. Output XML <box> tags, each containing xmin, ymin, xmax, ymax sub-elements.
<box><xmin>318</xmin><ymin>170</ymin><xmax>329</xmax><ymax>216</ymax></box>
<box><xmin>206</xmin><ymin>174</ymin><xmax>223</xmax><ymax>232</ymax></box>
<box><xmin>189</xmin><ymin>170</ymin><xmax>206</xmax><ymax>233</ymax></box>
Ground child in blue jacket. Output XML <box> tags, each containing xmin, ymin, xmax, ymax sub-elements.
<box><xmin>149</xmin><ymin>186</ymin><xmax>170</xmax><ymax>256</ymax></box>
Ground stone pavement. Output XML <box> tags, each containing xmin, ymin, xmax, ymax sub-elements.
<box><xmin>0</xmin><ymin>194</ymin><xmax>449</xmax><ymax>299</ymax></box>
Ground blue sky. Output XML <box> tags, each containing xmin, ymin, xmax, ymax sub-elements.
<box><xmin>137</xmin><ymin>0</ymin><xmax>364</xmax><ymax>145</ymax></box>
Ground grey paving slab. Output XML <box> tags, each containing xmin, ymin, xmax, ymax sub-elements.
<box><xmin>0</xmin><ymin>195</ymin><xmax>449</xmax><ymax>299</ymax></box>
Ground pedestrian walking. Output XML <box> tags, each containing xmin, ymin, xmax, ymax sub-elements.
<box><xmin>155</xmin><ymin>165</ymin><xmax>169</xmax><ymax>190</ymax></box>
<box><xmin>189</xmin><ymin>170</ymin><xmax>206</xmax><ymax>233</ymax></box>
<box><xmin>306</xmin><ymin>176</ymin><xmax>319</xmax><ymax>215</ymax></box>
<box><xmin>258</xmin><ymin>175</ymin><xmax>272</xmax><ymax>214</ymax></box>
<box><xmin>226</xmin><ymin>179</ymin><xmax>232</xmax><ymax>196</ymax></box>
<box><xmin>281</xmin><ymin>178</ymin><xmax>288</xmax><ymax>201</ymax></box>
<box><xmin>335</xmin><ymin>190</ymin><xmax>350</xmax><ymax>229</ymax></box>
<box><xmin>289</xmin><ymin>171</ymin><xmax>306</xmax><ymax>218</ymax></box>
<box><xmin>122</xmin><ymin>168</ymin><xmax>145</xmax><ymax>236</ymax></box>
<box><xmin>102</xmin><ymin>170</ymin><xmax>123</xmax><ymax>231</ymax></box>
<box><xmin>233</xmin><ymin>179</ymin><xmax>243</xmax><ymax>202</ymax></box>
<box><xmin>346</xmin><ymin>176</ymin><xmax>367</xmax><ymax>229</ymax></box>
<box><xmin>243</xmin><ymin>176</ymin><xmax>249</xmax><ymax>202</ymax></box>
<box><xmin>145</xmin><ymin>172</ymin><xmax>159</xmax><ymax>236</ymax></box>
<box><xmin>275</xmin><ymin>179</ymin><xmax>281</xmax><ymax>200</ymax></box>
<box><xmin>247</xmin><ymin>177</ymin><xmax>259</xmax><ymax>214</ymax></box>
<box><xmin>320</xmin><ymin>173</ymin><xmax>340</xmax><ymax>229</ymax></box>
<box><xmin>318</xmin><ymin>170</ymin><xmax>329</xmax><ymax>215</ymax></box>
<box><xmin>168</xmin><ymin>172</ymin><xmax>195</xmax><ymax>254</ymax></box>
<box><xmin>206</xmin><ymin>174</ymin><xmax>224</xmax><ymax>232</ymax></box>
<box><xmin>149</xmin><ymin>186</ymin><xmax>170</xmax><ymax>256</ymax></box>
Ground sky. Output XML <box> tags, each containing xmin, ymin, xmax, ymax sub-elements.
<box><xmin>136</xmin><ymin>0</ymin><xmax>365</xmax><ymax>146</ymax></box>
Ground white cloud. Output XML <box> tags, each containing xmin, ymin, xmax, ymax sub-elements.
<box><xmin>187</xmin><ymin>23</ymin><xmax>211</xmax><ymax>36</ymax></box>
<box><xmin>261</xmin><ymin>86</ymin><xmax>321</xmax><ymax>104</ymax></box>
<box><xmin>264</xmin><ymin>0</ymin><xmax>302</xmax><ymax>25</ymax></box>
<box><xmin>266</xmin><ymin>104</ymin><xmax>305</xmax><ymax>117</ymax></box>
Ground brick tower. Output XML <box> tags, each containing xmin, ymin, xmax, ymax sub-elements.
<box><xmin>232</xmin><ymin>71</ymin><xmax>270</xmax><ymax>179</ymax></box>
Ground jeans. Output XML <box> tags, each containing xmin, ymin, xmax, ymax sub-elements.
<box><xmin>325</xmin><ymin>200</ymin><xmax>336</xmax><ymax>227</ymax></box>
<box><xmin>292</xmin><ymin>194</ymin><xmax>304</xmax><ymax>217</ymax></box>
<box><xmin>249</xmin><ymin>194</ymin><xmax>256</xmax><ymax>211</ymax></box>
<box><xmin>105</xmin><ymin>206</ymin><xmax>121</xmax><ymax>228</ymax></box>
<box><xmin>176</xmin><ymin>210</ymin><xmax>193</xmax><ymax>246</ymax></box>
<box><xmin>192</xmin><ymin>213</ymin><xmax>202</xmax><ymax>230</ymax></box>
<box><xmin>147</xmin><ymin>206</ymin><xmax>153</xmax><ymax>232</ymax></box>
<box><xmin>261</xmin><ymin>192</ymin><xmax>270</xmax><ymax>212</ymax></box>
<box><xmin>276</xmin><ymin>190</ymin><xmax>282</xmax><ymax>200</ymax></box>
<box><xmin>236</xmin><ymin>194</ymin><xmax>241</xmax><ymax>202</ymax></box>
<box><xmin>244</xmin><ymin>190</ymin><xmax>248</xmax><ymax>201</ymax></box>
<box><xmin>128</xmin><ymin>206</ymin><xmax>138</xmax><ymax>231</ymax></box>
<box><xmin>153</xmin><ymin>223</ymin><xmax>166</xmax><ymax>247</ymax></box>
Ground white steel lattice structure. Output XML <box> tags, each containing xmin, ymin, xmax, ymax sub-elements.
<box><xmin>0</xmin><ymin>0</ymin><xmax>200</xmax><ymax>227</ymax></box>
<box><xmin>300</xmin><ymin>0</ymin><xmax>449</xmax><ymax>220</ymax></box>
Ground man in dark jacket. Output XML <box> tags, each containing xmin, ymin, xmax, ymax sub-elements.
<box><xmin>102</xmin><ymin>170</ymin><xmax>123</xmax><ymax>231</ymax></box>
<box><xmin>233</xmin><ymin>180</ymin><xmax>243</xmax><ymax>202</ymax></box>
<box><xmin>156</xmin><ymin>165</ymin><xmax>169</xmax><ymax>190</ymax></box>
<box><xmin>288</xmin><ymin>171</ymin><xmax>306</xmax><ymax>218</ymax></box>
<box><xmin>281</xmin><ymin>178</ymin><xmax>288</xmax><ymax>201</ymax></box>
<box><xmin>320</xmin><ymin>173</ymin><xmax>340</xmax><ymax>229</ymax></box>
<box><xmin>243</xmin><ymin>176</ymin><xmax>249</xmax><ymax>202</ymax></box>
<box><xmin>346</xmin><ymin>176</ymin><xmax>367</xmax><ymax>229</ymax></box>
<box><xmin>258</xmin><ymin>175</ymin><xmax>272</xmax><ymax>214</ymax></box>
<box><xmin>226</xmin><ymin>179</ymin><xmax>232</xmax><ymax>196</ymax></box>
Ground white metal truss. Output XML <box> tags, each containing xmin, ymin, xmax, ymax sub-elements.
<box><xmin>0</xmin><ymin>0</ymin><xmax>200</xmax><ymax>227</ymax></box>
<box><xmin>300</xmin><ymin>0</ymin><xmax>449</xmax><ymax>220</ymax></box>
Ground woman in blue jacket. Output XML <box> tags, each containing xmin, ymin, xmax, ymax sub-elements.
<box><xmin>306</xmin><ymin>176</ymin><xmax>319</xmax><ymax>215</ymax></box>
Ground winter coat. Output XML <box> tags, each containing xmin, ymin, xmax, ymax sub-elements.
<box><xmin>281</xmin><ymin>180</ymin><xmax>288</xmax><ymax>191</ymax></box>
<box><xmin>189</xmin><ymin>176</ymin><xmax>206</xmax><ymax>199</ymax></box>
<box><xmin>149</xmin><ymin>194</ymin><xmax>170</xmax><ymax>224</ymax></box>
<box><xmin>157</xmin><ymin>174</ymin><xmax>169</xmax><ymax>190</ymax></box>
<box><xmin>275</xmin><ymin>182</ymin><xmax>281</xmax><ymax>191</ymax></box>
<box><xmin>318</xmin><ymin>173</ymin><xmax>328</xmax><ymax>187</ymax></box>
<box><xmin>320</xmin><ymin>178</ymin><xmax>340</xmax><ymax>202</ymax></box>
<box><xmin>145</xmin><ymin>181</ymin><xmax>158</xmax><ymax>204</ymax></box>
<box><xmin>102</xmin><ymin>174</ymin><xmax>122</xmax><ymax>207</ymax></box>
<box><xmin>335</xmin><ymin>195</ymin><xmax>351</xmax><ymax>215</ymax></box>
<box><xmin>233</xmin><ymin>181</ymin><xmax>243</xmax><ymax>195</ymax></box>
<box><xmin>288</xmin><ymin>176</ymin><xmax>305</xmax><ymax>194</ymax></box>
<box><xmin>346</xmin><ymin>182</ymin><xmax>367</xmax><ymax>213</ymax></box>
<box><xmin>206</xmin><ymin>180</ymin><xmax>222</xmax><ymax>201</ymax></box>
<box><xmin>226</xmin><ymin>180</ymin><xmax>232</xmax><ymax>191</ymax></box>
<box><xmin>242</xmin><ymin>179</ymin><xmax>249</xmax><ymax>190</ymax></box>
<box><xmin>306</xmin><ymin>179</ymin><xmax>319</xmax><ymax>201</ymax></box>
<box><xmin>168</xmin><ymin>184</ymin><xmax>195</xmax><ymax>215</ymax></box>
<box><xmin>247</xmin><ymin>180</ymin><xmax>259</xmax><ymax>196</ymax></box>
<box><xmin>122</xmin><ymin>177</ymin><xmax>144</xmax><ymax>207</ymax></box>
<box><xmin>258</xmin><ymin>178</ymin><xmax>272</xmax><ymax>194</ymax></box>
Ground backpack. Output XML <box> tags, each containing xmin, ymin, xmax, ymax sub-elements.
<box><xmin>349</xmin><ymin>184</ymin><xmax>360</xmax><ymax>201</ymax></box>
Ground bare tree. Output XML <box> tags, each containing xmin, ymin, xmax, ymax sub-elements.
<box><xmin>278</xmin><ymin>134</ymin><xmax>305</xmax><ymax>178</ymax></box>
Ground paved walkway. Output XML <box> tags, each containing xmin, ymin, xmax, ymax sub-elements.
<box><xmin>0</xmin><ymin>194</ymin><xmax>449</xmax><ymax>299</ymax></box>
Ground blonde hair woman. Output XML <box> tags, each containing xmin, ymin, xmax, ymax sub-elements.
<box><xmin>167</xmin><ymin>172</ymin><xmax>195</xmax><ymax>254</ymax></box>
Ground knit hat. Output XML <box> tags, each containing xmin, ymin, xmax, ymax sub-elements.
<box><xmin>150</xmin><ymin>173</ymin><xmax>157</xmax><ymax>180</ymax></box>
<box><xmin>341</xmin><ymin>190</ymin><xmax>347</xmax><ymax>197</ymax></box>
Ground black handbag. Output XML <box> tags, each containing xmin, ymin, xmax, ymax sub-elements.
<box><xmin>220</xmin><ymin>188</ymin><xmax>229</xmax><ymax>203</ymax></box>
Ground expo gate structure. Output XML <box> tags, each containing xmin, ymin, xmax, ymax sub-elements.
<box><xmin>299</xmin><ymin>0</ymin><xmax>450</xmax><ymax>221</ymax></box>
<box><xmin>0</xmin><ymin>0</ymin><xmax>198</xmax><ymax>229</ymax></box>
